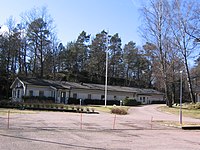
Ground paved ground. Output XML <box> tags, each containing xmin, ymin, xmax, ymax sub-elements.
<box><xmin>0</xmin><ymin>105</ymin><xmax>200</xmax><ymax>150</ymax></box>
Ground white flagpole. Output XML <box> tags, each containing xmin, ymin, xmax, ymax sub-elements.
<box><xmin>105</xmin><ymin>31</ymin><xmax>109</xmax><ymax>107</ymax></box>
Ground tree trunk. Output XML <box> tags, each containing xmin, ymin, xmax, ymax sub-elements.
<box><xmin>184</xmin><ymin>55</ymin><xmax>195</xmax><ymax>103</ymax></box>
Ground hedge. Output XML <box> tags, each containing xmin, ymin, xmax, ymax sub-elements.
<box><xmin>68</xmin><ymin>98</ymin><xmax>80</xmax><ymax>105</ymax></box>
<box><xmin>84</xmin><ymin>99</ymin><xmax>120</xmax><ymax>105</ymax></box>
<box><xmin>22</xmin><ymin>96</ymin><xmax>54</xmax><ymax>103</ymax></box>
<box><xmin>123</xmin><ymin>98</ymin><xmax>141</xmax><ymax>106</ymax></box>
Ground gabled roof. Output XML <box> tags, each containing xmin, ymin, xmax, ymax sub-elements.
<box><xmin>12</xmin><ymin>77</ymin><xmax>164</xmax><ymax>95</ymax></box>
<box><xmin>14</xmin><ymin>77</ymin><xmax>70</xmax><ymax>89</ymax></box>
<box><xmin>60</xmin><ymin>81</ymin><xmax>139</xmax><ymax>93</ymax></box>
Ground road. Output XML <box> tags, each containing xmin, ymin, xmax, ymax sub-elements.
<box><xmin>0</xmin><ymin>105</ymin><xmax>200</xmax><ymax>150</ymax></box>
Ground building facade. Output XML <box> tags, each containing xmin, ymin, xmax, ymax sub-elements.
<box><xmin>10</xmin><ymin>77</ymin><xmax>164</xmax><ymax>104</ymax></box>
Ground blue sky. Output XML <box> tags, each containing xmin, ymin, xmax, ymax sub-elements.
<box><xmin>0</xmin><ymin>0</ymin><xmax>142</xmax><ymax>46</ymax></box>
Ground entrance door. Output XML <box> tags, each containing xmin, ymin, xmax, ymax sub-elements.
<box><xmin>61</xmin><ymin>92</ymin><xmax>66</xmax><ymax>104</ymax></box>
<box><xmin>142</xmin><ymin>97</ymin><xmax>147</xmax><ymax>104</ymax></box>
<box><xmin>16</xmin><ymin>89</ymin><xmax>23</xmax><ymax>102</ymax></box>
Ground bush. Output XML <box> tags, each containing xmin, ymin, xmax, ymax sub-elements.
<box><xmin>84</xmin><ymin>99</ymin><xmax>120</xmax><ymax>105</ymax></box>
<box><xmin>22</xmin><ymin>96</ymin><xmax>54</xmax><ymax>103</ymax></box>
<box><xmin>123</xmin><ymin>98</ymin><xmax>141</xmax><ymax>106</ymax></box>
<box><xmin>68</xmin><ymin>98</ymin><xmax>80</xmax><ymax>105</ymax></box>
<box><xmin>86</xmin><ymin>107</ymin><xmax>90</xmax><ymax>112</ymax></box>
<box><xmin>0</xmin><ymin>100</ymin><xmax>23</xmax><ymax>108</ymax></box>
<box><xmin>111</xmin><ymin>107</ymin><xmax>128</xmax><ymax>115</ymax></box>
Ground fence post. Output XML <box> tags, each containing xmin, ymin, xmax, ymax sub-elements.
<box><xmin>7</xmin><ymin>110</ymin><xmax>10</xmax><ymax>129</ymax></box>
<box><xmin>113</xmin><ymin>114</ymin><xmax>116</xmax><ymax>129</ymax></box>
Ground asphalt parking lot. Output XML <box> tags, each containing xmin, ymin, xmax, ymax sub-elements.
<box><xmin>0</xmin><ymin>105</ymin><xmax>200</xmax><ymax>150</ymax></box>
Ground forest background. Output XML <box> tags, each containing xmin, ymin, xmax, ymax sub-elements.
<box><xmin>1</xmin><ymin>0</ymin><xmax>200</xmax><ymax>106</ymax></box>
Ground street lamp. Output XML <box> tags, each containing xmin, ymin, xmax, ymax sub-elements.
<box><xmin>180</xmin><ymin>70</ymin><xmax>183</xmax><ymax>125</ymax></box>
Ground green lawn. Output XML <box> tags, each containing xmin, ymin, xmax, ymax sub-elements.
<box><xmin>158</xmin><ymin>106</ymin><xmax>200</xmax><ymax>119</ymax></box>
<box><xmin>0</xmin><ymin>108</ymin><xmax>36</xmax><ymax>116</ymax></box>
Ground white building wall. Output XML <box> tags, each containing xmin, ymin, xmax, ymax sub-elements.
<box><xmin>11</xmin><ymin>78</ymin><xmax>164</xmax><ymax>104</ymax></box>
<box><xmin>149</xmin><ymin>95</ymin><xmax>164</xmax><ymax>102</ymax></box>
<box><xmin>26</xmin><ymin>85</ymin><xmax>52</xmax><ymax>97</ymax></box>
<box><xmin>137</xmin><ymin>94</ymin><xmax>164</xmax><ymax>104</ymax></box>
<box><xmin>71</xmin><ymin>89</ymin><xmax>104</xmax><ymax>100</ymax></box>
<box><xmin>70</xmin><ymin>89</ymin><xmax>136</xmax><ymax>100</ymax></box>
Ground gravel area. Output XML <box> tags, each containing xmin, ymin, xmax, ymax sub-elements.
<box><xmin>0</xmin><ymin>105</ymin><xmax>200</xmax><ymax>150</ymax></box>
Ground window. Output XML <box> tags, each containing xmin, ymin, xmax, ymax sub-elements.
<box><xmin>140</xmin><ymin>97</ymin><xmax>142</xmax><ymax>101</ymax></box>
<box><xmin>39</xmin><ymin>91</ymin><xmax>44</xmax><ymax>97</ymax></box>
<box><xmin>101</xmin><ymin>95</ymin><xmax>105</xmax><ymax>100</ymax></box>
<box><xmin>29</xmin><ymin>90</ymin><xmax>33</xmax><ymax>96</ymax></box>
<box><xmin>114</xmin><ymin>96</ymin><xmax>117</xmax><ymax>100</ymax></box>
<box><xmin>88</xmin><ymin>94</ymin><xmax>91</xmax><ymax>99</ymax></box>
<box><xmin>73</xmin><ymin>93</ymin><xmax>77</xmax><ymax>99</ymax></box>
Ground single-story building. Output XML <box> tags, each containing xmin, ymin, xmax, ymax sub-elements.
<box><xmin>10</xmin><ymin>77</ymin><xmax>165</xmax><ymax>104</ymax></box>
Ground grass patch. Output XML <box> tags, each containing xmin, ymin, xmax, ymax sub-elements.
<box><xmin>0</xmin><ymin>108</ymin><xmax>36</xmax><ymax>116</ymax></box>
<box><xmin>89</xmin><ymin>105</ymin><xmax>129</xmax><ymax>114</ymax></box>
<box><xmin>155</xmin><ymin>120</ymin><xmax>200</xmax><ymax>127</ymax></box>
<box><xmin>158</xmin><ymin>106</ymin><xmax>200</xmax><ymax>119</ymax></box>
<box><xmin>88</xmin><ymin>105</ymin><xmax>112</xmax><ymax>113</ymax></box>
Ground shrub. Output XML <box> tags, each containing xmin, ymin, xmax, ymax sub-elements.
<box><xmin>123</xmin><ymin>98</ymin><xmax>141</xmax><ymax>106</ymax></box>
<box><xmin>22</xmin><ymin>96</ymin><xmax>54</xmax><ymax>104</ymax></box>
<box><xmin>80</xmin><ymin>107</ymin><xmax>84</xmax><ymax>112</ymax></box>
<box><xmin>68</xmin><ymin>98</ymin><xmax>80</xmax><ymax>105</ymax></box>
<box><xmin>111</xmin><ymin>107</ymin><xmax>128</xmax><ymax>115</ymax></box>
<box><xmin>86</xmin><ymin>107</ymin><xmax>90</xmax><ymax>112</ymax></box>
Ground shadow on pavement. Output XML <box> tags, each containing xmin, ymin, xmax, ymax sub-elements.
<box><xmin>0</xmin><ymin>133</ymin><xmax>105</xmax><ymax>150</ymax></box>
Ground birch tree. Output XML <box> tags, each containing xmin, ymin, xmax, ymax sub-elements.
<box><xmin>169</xmin><ymin>0</ymin><xmax>200</xmax><ymax>103</ymax></box>
<box><xmin>140</xmin><ymin>0</ymin><xmax>173</xmax><ymax>106</ymax></box>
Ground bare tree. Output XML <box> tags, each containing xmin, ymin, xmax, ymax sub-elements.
<box><xmin>22</xmin><ymin>7</ymin><xmax>55</xmax><ymax>78</ymax></box>
<box><xmin>140</xmin><ymin>0</ymin><xmax>174</xmax><ymax>106</ymax></box>
<box><xmin>169</xmin><ymin>0</ymin><xmax>200</xmax><ymax>103</ymax></box>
